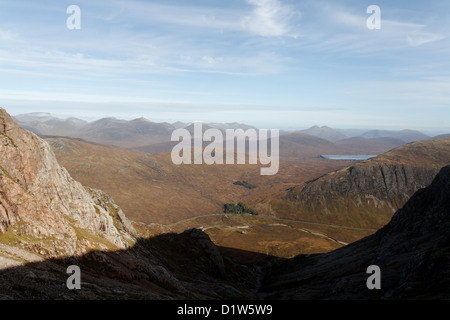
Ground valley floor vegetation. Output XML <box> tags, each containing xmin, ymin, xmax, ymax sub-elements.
<box><xmin>224</xmin><ymin>202</ymin><xmax>258</xmax><ymax>215</ymax></box>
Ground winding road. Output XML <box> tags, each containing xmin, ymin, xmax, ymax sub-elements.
<box><xmin>166</xmin><ymin>213</ymin><xmax>378</xmax><ymax>247</ymax></box>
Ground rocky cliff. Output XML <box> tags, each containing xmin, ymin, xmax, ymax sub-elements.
<box><xmin>0</xmin><ymin>108</ymin><xmax>138</xmax><ymax>257</ymax></box>
<box><xmin>0</xmin><ymin>108</ymin><xmax>261</xmax><ymax>299</ymax></box>
<box><xmin>260</xmin><ymin>165</ymin><xmax>450</xmax><ymax>299</ymax></box>
<box><xmin>286</xmin><ymin>138</ymin><xmax>450</xmax><ymax>228</ymax></box>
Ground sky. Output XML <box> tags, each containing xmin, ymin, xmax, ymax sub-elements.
<box><xmin>0</xmin><ymin>0</ymin><xmax>449</xmax><ymax>133</ymax></box>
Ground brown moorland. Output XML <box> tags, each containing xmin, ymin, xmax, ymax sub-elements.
<box><xmin>45</xmin><ymin>136</ymin><xmax>359</xmax><ymax>259</ymax></box>
<box><xmin>42</xmin><ymin>135</ymin><xmax>448</xmax><ymax>261</ymax></box>
<box><xmin>276</xmin><ymin>137</ymin><xmax>450</xmax><ymax>229</ymax></box>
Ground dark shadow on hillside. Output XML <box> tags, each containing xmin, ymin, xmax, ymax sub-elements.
<box><xmin>217</xmin><ymin>246</ymin><xmax>284</xmax><ymax>265</ymax></box>
<box><xmin>258</xmin><ymin>165</ymin><xmax>450</xmax><ymax>300</ymax></box>
<box><xmin>0</xmin><ymin>228</ymin><xmax>278</xmax><ymax>300</ymax></box>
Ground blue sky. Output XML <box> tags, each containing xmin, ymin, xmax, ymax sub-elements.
<box><xmin>0</xmin><ymin>0</ymin><xmax>449</xmax><ymax>133</ymax></box>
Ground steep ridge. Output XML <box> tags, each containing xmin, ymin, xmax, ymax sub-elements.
<box><xmin>283</xmin><ymin>138</ymin><xmax>450</xmax><ymax>229</ymax></box>
<box><xmin>259</xmin><ymin>165</ymin><xmax>450</xmax><ymax>299</ymax></box>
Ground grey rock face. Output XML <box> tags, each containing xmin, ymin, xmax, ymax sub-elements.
<box><xmin>287</xmin><ymin>138</ymin><xmax>450</xmax><ymax>228</ymax></box>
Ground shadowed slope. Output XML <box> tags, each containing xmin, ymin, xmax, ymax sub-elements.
<box><xmin>0</xmin><ymin>229</ymin><xmax>268</xmax><ymax>300</ymax></box>
<box><xmin>260</xmin><ymin>165</ymin><xmax>450</xmax><ymax>299</ymax></box>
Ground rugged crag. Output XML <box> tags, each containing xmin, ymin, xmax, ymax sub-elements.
<box><xmin>0</xmin><ymin>108</ymin><xmax>136</xmax><ymax>257</ymax></box>
<box><xmin>286</xmin><ymin>138</ymin><xmax>450</xmax><ymax>229</ymax></box>
<box><xmin>260</xmin><ymin>165</ymin><xmax>450</xmax><ymax>299</ymax></box>
<box><xmin>0</xmin><ymin>108</ymin><xmax>261</xmax><ymax>299</ymax></box>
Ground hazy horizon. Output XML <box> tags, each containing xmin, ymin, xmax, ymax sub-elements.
<box><xmin>10</xmin><ymin>109</ymin><xmax>449</xmax><ymax>136</ymax></box>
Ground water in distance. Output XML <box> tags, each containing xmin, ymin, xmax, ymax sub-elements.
<box><xmin>320</xmin><ymin>155</ymin><xmax>377</xmax><ymax>160</ymax></box>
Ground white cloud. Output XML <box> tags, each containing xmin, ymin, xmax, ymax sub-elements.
<box><xmin>0</xmin><ymin>29</ymin><xmax>19</xmax><ymax>41</ymax></box>
<box><xmin>302</xmin><ymin>6</ymin><xmax>447</xmax><ymax>53</ymax></box>
<box><xmin>201</xmin><ymin>55</ymin><xmax>223</xmax><ymax>67</ymax></box>
<box><xmin>116</xmin><ymin>0</ymin><xmax>299</xmax><ymax>38</ymax></box>
<box><xmin>407</xmin><ymin>31</ymin><xmax>445</xmax><ymax>47</ymax></box>
<box><xmin>241</xmin><ymin>0</ymin><xmax>299</xmax><ymax>37</ymax></box>
<box><xmin>379</xmin><ymin>20</ymin><xmax>445</xmax><ymax>47</ymax></box>
<box><xmin>330</xmin><ymin>10</ymin><xmax>366</xmax><ymax>29</ymax></box>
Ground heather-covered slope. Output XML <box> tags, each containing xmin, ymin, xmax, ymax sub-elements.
<box><xmin>44</xmin><ymin>135</ymin><xmax>352</xmax><ymax>225</ymax></box>
<box><xmin>282</xmin><ymin>138</ymin><xmax>450</xmax><ymax>229</ymax></box>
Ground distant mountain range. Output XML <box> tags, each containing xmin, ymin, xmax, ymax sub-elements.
<box><xmin>300</xmin><ymin>125</ymin><xmax>433</xmax><ymax>143</ymax></box>
<box><xmin>13</xmin><ymin>112</ymin><xmax>447</xmax><ymax>155</ymax></box>
<box><xmin>358</xmin><ymin>129</ymin><xmax>431</xmax><ymax>142</ymax></box>
<box><xmin>13</xmin><ymin>112</ymin><xmax>259</xmax><ymax>149</ymax></box>
<box><xmin>301</xmin><ymin>125</ymin><xmax>348</xmax><ymax>142</ymax></box>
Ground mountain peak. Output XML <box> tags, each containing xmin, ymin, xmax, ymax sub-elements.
<box><xmin>0</xmin><ymin>107</ymin><xmax>18</xmax><ymax>133</ymax></box>
<box><xmin>300</xmin><ymin>125</ymin><xmax>348</xmax><ymax>142</ymax></box>
<box><xmin>13</xmin><ymin>112</ymin><xmax>58</xmax><ymax>123</ymax></box>
<box><xmin>132</xmin><ymin>117</ymin><xmax>151</xmax><ymax>122</ymax></box>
